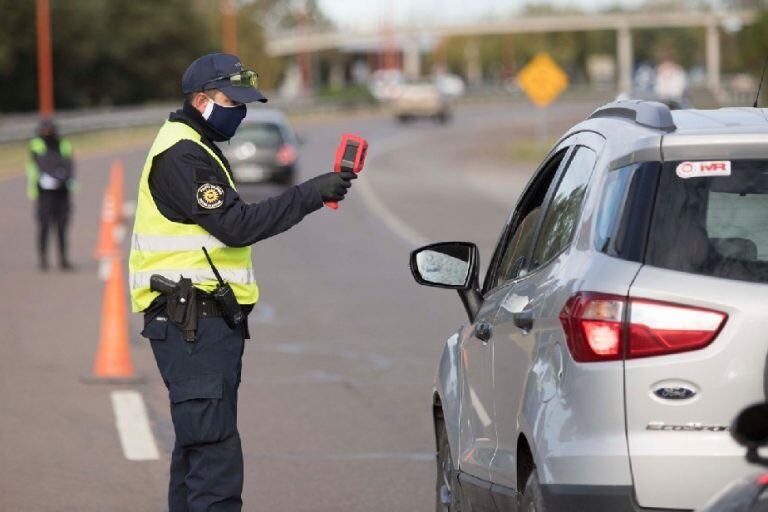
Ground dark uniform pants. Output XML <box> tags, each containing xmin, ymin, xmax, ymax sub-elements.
<box><xmin>36</xmin><ymin>189</ymin><xmax>70</xmax><ymax>265</ymax></box>
<box><xmin>142</xmin><ymin>314</ymin><xmax>246</xmax><ymax>512</ymax></box>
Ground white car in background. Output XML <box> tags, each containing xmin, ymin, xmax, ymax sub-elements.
<box><xmin>391</xmin><ymin>82</ymin><xmax>450</xmax><ymax>124</ymax></box>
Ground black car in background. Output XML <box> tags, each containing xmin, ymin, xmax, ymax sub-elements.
<box><xmin>218</xmin><ymin>109</ymin><xmax>300</xmax><ymax>187</ymax></box>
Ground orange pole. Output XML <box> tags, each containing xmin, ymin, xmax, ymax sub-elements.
<box><xmin>36</xmin><ymin>0</ymin><xmax>54</xmax><ymax>117</ymax></box>
<box><xmin>221</xmin><ymin>0</ymin><xmax>238</xmax><ymax>55</ymax></box>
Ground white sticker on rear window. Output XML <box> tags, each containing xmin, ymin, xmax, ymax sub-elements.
<box><xmin>676</xmin><ymin>161</ymin><xmax>731</xmax><ymax>179</ymax></box>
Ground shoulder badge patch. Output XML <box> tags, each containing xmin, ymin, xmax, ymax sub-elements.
<box><xmin>196</xmin><ymin>183</ymin><xmax>225</xmax><ymax>209</ymax></box>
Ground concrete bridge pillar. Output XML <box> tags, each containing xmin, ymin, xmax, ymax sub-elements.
<box><xmin>617</xmin><ymin>24</ymin><xmax>633</xmax><ymax>93</ymax></box>
<box><xmin>706</xmin><ymin>22</ymin><xmax>722</xmax><ymax>95</ymax></box>
<box><xmin>403</xmin><ymin>40</ymin><xmax>421</xmax><ymax>80</ymax></box>
<box><xmin>465</xmin><ymin>41</ymin><xmax>482</xmax><ymax>87</ymax></box>
<box><xmin>329</xmin><ymin>57</ymin><xmax>345</xmax><ymax>91</ymax></box>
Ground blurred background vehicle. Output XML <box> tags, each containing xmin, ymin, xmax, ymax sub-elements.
<box><xmin>368</xmin><ymin>69</ymin><xmax>406</xmax><ymax>103</ymax></box>
<box><xmin>391</xmin><ymin>82</ymin><xmax>451</xmax><ymax>124</ymax></box>
<box><xmin>433</xmin><ymin>72</ymin><xmax>466</xmax><ymax>99</ymax></box>
<box><xmin>217</xmin><ymin>109</ymin><xmax>300</xmax><ymax>187</ymax></box>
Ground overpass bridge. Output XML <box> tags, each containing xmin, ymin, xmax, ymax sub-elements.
<box><xmin>266</xmin><ymin>9</ymin><xmax>758</xmax><ymax>93</ymax></box>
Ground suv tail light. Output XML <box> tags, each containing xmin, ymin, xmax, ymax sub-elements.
<box><xmin>276</xmin><ymin>144</ymin><xmax>297</xmax><ymax>166</ymax></box>
<box><xmin>559</xmin><ymin>292</ymin><xmax>727</xmax><ymax>362</ymax></box>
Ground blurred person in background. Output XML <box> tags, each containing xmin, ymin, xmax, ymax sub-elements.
<box><xmin>26</xmin><ymin>119</ymin><xmax>76</xmax><ymax>271</ymax></box>
<box><xmin>130</xmin><ymin>53</ymin><xmax>356</xmax><ymax>512</ymax></box>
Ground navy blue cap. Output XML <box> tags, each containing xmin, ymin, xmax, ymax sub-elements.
<box><xmin>182</xmin><ymin>53</ymin><xmax>267</xmax><ymax>103</ymax></box>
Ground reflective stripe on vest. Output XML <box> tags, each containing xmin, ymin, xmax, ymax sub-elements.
<box><xmin>129</xmin><ymin>268</ymin><xmax>254</xmax><ymax>289</ymax></box>
<box><xmin>131</xmin><ymin>233</ymin><xmax>227</xmax><ymax>252</ymax></box>
<box><xmin>128</xmin><ymin>120</ymin><xmax>259</xmax><ymax>312</ymax></box>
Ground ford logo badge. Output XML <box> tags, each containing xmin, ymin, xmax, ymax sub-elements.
<box><xmin>654</xmin><ymin>387</ymin><xmax>697</xmax><ymax>400</ymax></box>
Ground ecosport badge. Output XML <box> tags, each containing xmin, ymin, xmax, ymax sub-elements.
<box><xmin>646</xmin><ymin>421</ymin><xmax>729</xmax><ymax>432</ymax></box>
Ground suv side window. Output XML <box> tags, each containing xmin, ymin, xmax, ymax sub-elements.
<box><xmin>595</xmin><ymin>164</ymin><xmax>636</xmax><ymax>253</ymax></box>
<box><xmin>485</xmin><ymin>148</ymin><xmax>569</xmax><ymax>291</ymax></box>
<box><xmin>531</xmin><ymin>146</ymin><xmax>597</xmax><ymax>269</ymax></box>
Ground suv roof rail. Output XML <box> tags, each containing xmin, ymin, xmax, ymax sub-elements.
<box><xmin>588</xmin><ymin>100</ymin><xmax>676</xmax><ymax>132</ymax></box>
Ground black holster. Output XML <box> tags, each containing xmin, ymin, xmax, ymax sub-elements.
<box><xmin>150</xmin><ymin>275</ymin><xmax>197</xmax><ymax>342</ymax></box>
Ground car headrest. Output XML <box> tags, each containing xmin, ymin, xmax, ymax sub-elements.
<box><xmin>711</xmin><ymin>238</ymin><xmax>758</xmax><ymax>261</ymax></box>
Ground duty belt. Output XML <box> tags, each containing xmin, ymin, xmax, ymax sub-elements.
<box><xmin>196</xmin><ymin>293</ymin><xmax>225</xmax><ymax>318</ymax></box>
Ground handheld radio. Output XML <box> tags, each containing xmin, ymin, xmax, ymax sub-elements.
<box><xmin>202</xmin><ymin>246</ymin><xmax>244</xmax><ymax>328</ymax></box>
<box><xmin>326</xmin><ymin>133</ymin><xmax>368</xmax><ymax>210</ymax></box>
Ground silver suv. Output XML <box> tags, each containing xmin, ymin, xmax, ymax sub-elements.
<box><xmin>410</xmin><ymin>101</ymin><xmax>768</xmax><ymax>511</ymax></box>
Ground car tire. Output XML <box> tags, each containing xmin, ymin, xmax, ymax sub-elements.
<box><xmin>436</xmin><ymin>418</ymin><xmax>464</xmax><ymax>512</ymax></box>
<box><xmin>520</xmin><ymin>471</ymin><xmax>547</xmax><ymax>512</ymax></box>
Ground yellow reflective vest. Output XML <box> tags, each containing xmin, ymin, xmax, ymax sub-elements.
<box><xmin>128</xmin><ymin>120</ymin><xmax>259</xmax><ymax>312</ymax></box>
<box><xmin>26</xmin><ymin>137</ymin><xmax>74</xmax><ymax>199</ymax></box>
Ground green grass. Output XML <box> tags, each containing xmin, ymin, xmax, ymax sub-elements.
<box><xmin>507</xmin><ymin>137</ymin><xmax>560</xmax><ymax>162</ymax></box>
<box><xmin>0</xmin><ymin>125</ymin><xmax>159</xmax><ymax>181</ymax></box>
<box><xmin>473</xmin><ymin>134</ymin><xmax>560</xmax><ymax>165</ymax></box>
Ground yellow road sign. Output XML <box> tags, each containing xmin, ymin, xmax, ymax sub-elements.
<box><xmin>516</xmin><ymin>53</ymin><xmax>569</xmax><ymax>108</ymax></box>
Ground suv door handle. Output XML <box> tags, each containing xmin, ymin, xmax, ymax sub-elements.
<box><xmin>475</xmin><ymin>322</ymin><xmax>493</xmax><ymax>342</ymax></box>
<box><xmin>512</xmin><ymin>310</ymin><xmax>534</xmax><ymax>332</ymax></box>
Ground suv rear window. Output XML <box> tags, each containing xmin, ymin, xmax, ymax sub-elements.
<box><xmin>646</xmin><ymin>160</ymin><xmax>768</xmax><ymax>284</ymax></box>
<box><xmin>235</xmin><ymin>123</ymin><xmax>285</xmax><ymax>147</ymax></box>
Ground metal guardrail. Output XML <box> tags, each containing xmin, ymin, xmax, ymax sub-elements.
<box><xmin>0</xmin><ymin>87</ymin><xmax>599</xmax><ymax>144</ymax></box>
<box><xmin>0</xmin><ymin>103</ymin><xmax>175</xmax><ymax>144</ymax></box>
<box><xmin>0</xmin><ymin>84</ymin><xmax>737</xmax><ymax>145</ymax></box>
<box><xmin>0</xmin><ymin>96</ymin><xmax>385</xmax><ymax>144</ymax></box>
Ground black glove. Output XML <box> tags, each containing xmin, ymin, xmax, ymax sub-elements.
<box><xmin>307</xmin><ymin>171</ymin><xmax>357</xmax><ymax>202</ymax></box>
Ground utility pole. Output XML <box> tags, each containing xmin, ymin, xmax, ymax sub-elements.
<box><xmin>297</xmin><ymin>0</ymin><xmax>312</xmax><ymax>94</ymax></box>
<box><xmin>36</xmin><ymin>0</ymin><xmax>54</xmax><ymax>117</ymax></box>
<box><xmin>221</xmin><ymin>0</ymin><xmax>238</xmax><ymax>55</ymax></box>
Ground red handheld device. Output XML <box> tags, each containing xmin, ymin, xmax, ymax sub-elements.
<box><xmin>326</xmin><ymin>134</ymin><xmax>368</xmax><ymax>210</ymax></box>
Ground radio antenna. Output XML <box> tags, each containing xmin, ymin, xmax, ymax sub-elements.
<box><xmin>753</xmin><ymin>54</ymin><xmax>768</xmax><ymax>108</ymax></box>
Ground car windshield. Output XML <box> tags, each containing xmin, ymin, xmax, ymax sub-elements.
<box><xmin>234</xmin><ymin>123</ymin><xmax>285</xmax><ymax>148</ymax></box>
<box><xmin>646</xmin><ymin>159</ymin><xmax>768</xmax><ymax>284</ymax></box>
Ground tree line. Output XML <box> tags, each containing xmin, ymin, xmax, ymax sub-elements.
<box><xmin>0</xmin><ymin>0</ymin><xmax>322</xmax><ymax>112</ymax></box>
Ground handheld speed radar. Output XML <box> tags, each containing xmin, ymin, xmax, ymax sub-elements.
<box><xmin>326</xmin><ymin>134</ymin><xmax>368</xmax><ymax>210</ymax></box>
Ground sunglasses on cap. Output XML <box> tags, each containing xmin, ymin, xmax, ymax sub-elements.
<box><xmin>202</xmin><ymin>70</ymin><xmax>259</xmax><ymax>90</ymax></box>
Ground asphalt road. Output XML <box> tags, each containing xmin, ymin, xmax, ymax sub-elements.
<box><xmin>0</xmin><ymin>99</ymin><xmax>600</xmax><ymax>511</ymax></box>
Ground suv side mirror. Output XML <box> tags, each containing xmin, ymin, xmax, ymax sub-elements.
<box><xmin>410</xmin><ymin>241</ymin><xmax>483</xmax><ymax>322</ymax></box>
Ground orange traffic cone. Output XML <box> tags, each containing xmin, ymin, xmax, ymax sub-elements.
<box><xmin>93</xmin><ymin>179</ymin><xmax>120</xmax><ymax>259</ymax></box>
<box><xmin>84</xmin><ymin>257</ymin><xmax>142</xmax><ymax>383</ymax></box>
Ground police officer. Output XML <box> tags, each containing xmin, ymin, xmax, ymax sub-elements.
<box><xmin>128</xmin><ymin>53</ymin><xmax>356</xmax><ymax>512</ymax></box>
<box><xmin>26</xmin><ymin>119</ymin><xmax>76</xmax><ymax>270</ymax></box>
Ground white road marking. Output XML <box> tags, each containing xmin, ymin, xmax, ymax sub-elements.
<box><xmin>355</xmin><ymin>120</ymin><xmax>525</xmax><ymax>249</ymax></box>
<box><xmin>111</xmin><ymin>390</ymin><xmax>160</xmax><ymax>461</ymax></box>
<box><xmin>356</xmin><ymin>171</ymin><xmax>429</xmax><ymax>248</ymax></box>
<box><xmin>355</xmin><ymin>136</ymin><xmax>431</xmax><ymax>248</ymax></box>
